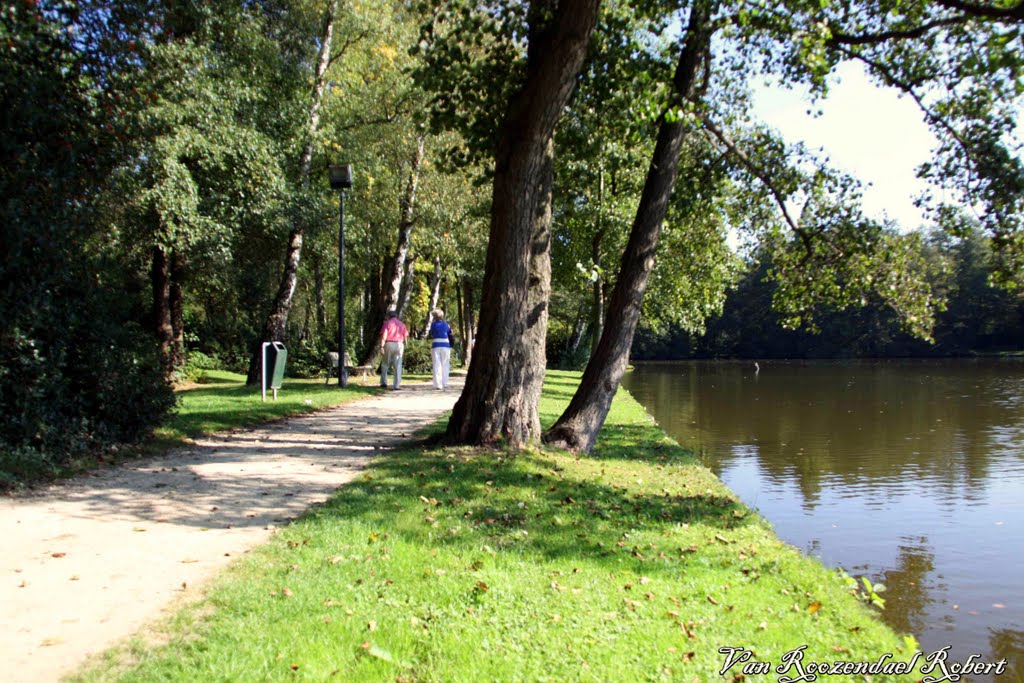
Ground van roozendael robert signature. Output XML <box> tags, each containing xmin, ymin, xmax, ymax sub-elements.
<box><xmin>718</xmin><ymin>644</ymin><xmax>1009</xmax><ymax>682</ymax></box>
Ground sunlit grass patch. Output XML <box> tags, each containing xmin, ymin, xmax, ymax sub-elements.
<box><xmin>155</xmin><ymin>370</ymin><xmax>380</xmax><ymax>445</ymax></box>
<box><xmin>74</xmin><ymin>370</ymin><xmax>917</xmax><ymax>682</ymax></box>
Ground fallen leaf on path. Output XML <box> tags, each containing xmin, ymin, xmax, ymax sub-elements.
<box><xmin>51</xmin><ymin>552</ymin><xmax>66</xmax><ymax>558</ymax></box>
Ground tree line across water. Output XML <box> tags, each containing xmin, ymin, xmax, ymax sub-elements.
<box><xmin>630</xmin><ymin>225</ymin><xmax>1024</xmax><ymax>360</ymax></box>
<box><xmin>2</xmin><ymin>0</ymin><xmax>1022</xmax><ymax>481</ymax></box>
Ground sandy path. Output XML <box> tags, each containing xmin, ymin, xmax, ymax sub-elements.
<box><xmin>0</xmin><ymin>380</ymin><xmax>461</xmax><ymax>683</ymax></box>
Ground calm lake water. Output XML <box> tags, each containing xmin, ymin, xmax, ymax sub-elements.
<box><xmin>623</xmin><ymin>360</ymin><xmax>1024</xmax><ymax>681</ymax></box>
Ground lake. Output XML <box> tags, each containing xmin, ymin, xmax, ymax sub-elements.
<box><xmin>623</xmin><ymin>360</ymin><xmax>1024</xmax><ymax>681</ymax></box>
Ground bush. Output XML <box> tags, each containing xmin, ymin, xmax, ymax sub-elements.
<box><xmin>401</xmin><ymin>339</ymin><xmax>434</xmax><ymax>373</ymax></box>
<box><xmin>1</xmin><ymin>12</ymin><xmax>176</xmax><ymax>485</ymax></box>
<box><xmin>286</xmin><ymin>339</ymin><xmax>331</xmax><ymax>379</ymax></box>
<box><xmin>181</xmin><ymin>350</ymin><xmax>223</xmax><ymax>382</ymax></box>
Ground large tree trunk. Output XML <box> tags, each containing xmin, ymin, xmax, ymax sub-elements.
<box><xmin>151</xmin><ymin>245</ymin><xmax>186</xmax><ymax>377</ymax></box>
<box><xmin>169</xmin><ymin>249</ymin><xmax>186</xmax><ymax>371</ymax></box>
<box><xmin>460</xmin><ymin>277</ymin><xmax>476</xmax><ymax>366</ymax></box>
<box><xmin>246</xmin><ymin>1</ymin><xmax>337</xmax><ymax>384</ymax></box>
<box><xmin>544</xmin><ymin>3</ymin><xmax>712</xmax><ymax>453</ymax></box>
<box><xmin>151</xmin><ymin>246</ymin><xmax>174</xmax><ymax>378</ymax></box>
<box><xmin>360</xmin><ymin>137</ymin><xmax>425</xmax><ymax>365</ymax></box>
<box><xmin>361</xmin><ymin>253</ymin><xmax>383</xmax><ymax>353</ymax></box>
<box><xmin>446</xmin><ymin>0</ymin><xmax>600</xmax><ymax>447</ymax></box>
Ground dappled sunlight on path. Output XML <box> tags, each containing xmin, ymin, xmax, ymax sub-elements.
<box><xmin>0</xmin><ymin>379</ymin><xmax>461</xmax><ymax>683</ymax></box>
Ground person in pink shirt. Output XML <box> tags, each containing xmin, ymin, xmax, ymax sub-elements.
<box><xmin>378</xmin><ymin>310</ymin><xmax>409</xmax><ymax>389</ymax></box>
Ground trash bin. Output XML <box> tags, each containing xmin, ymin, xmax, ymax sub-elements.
<box><xmin>262</xmin><ymin>341</ymin><xmax>288</xmax><ymax>401</ymax></box>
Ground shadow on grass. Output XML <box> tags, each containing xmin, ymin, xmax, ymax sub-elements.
<box><xmin>315</xmin><ymin>437</ymin><xmax>748</xmax><ymax>573</ymax></box>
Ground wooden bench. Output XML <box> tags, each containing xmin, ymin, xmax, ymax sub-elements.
<box><xmin>325</xmin><ymin>352</ymin><xmax>377</xmax><ymax>386</ymax></box>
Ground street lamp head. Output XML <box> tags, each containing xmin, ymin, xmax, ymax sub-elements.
<box><xmin>329</xmin><ymin>164</ymin><xmax>353</xmax><ymax>190</ymax></box>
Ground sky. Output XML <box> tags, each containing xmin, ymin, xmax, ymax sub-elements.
<box><xmin>750</xmin><ymin>61</ymin><xmax>939</xmax><ymax>231</ymax></box>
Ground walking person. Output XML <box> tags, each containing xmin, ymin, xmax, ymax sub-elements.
<box><xmin>428</xmin><ymin>309</ymin><xmax>454</xmax><ymax>390</ymax></box>
<box><xmin>378</xmin><ymin>310</ymin><xmax>408</xmax><ymax>390</ymax></box>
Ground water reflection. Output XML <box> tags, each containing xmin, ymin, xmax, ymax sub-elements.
<box><xmin>623</xmin><ymin>360</ymin><xmax>1024</xmax><ymax>681</ymax></box>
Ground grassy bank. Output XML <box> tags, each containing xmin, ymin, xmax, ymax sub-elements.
<box><xmin>76</xmin><ymin>371</ymin><xmax>916</xmax><ymax>681</ymax></box>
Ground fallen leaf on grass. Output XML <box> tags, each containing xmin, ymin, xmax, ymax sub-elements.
<box><xmin>706</xmin><ymin>596</ymin><xmax>719</xmax><ymax>605</ymax></box>
<box><xmin>808</xmin><ymin>601</ymin><xmax>822</xmax><ymax>614</ymax></box>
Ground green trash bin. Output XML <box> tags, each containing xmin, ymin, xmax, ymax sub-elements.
<box><xmin>262</xmin><ymin>342</ymin><xmax>288</xmax><ymax>401</ymax></box>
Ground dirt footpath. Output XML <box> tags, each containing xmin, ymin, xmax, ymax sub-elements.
<box><xmin>0</xmin><ymin>380</ymin><xmax>462</xmax><ymax>683</ymax></box>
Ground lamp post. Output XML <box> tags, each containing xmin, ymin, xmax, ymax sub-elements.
<box><xmin>329</xmin><ymin>164</ymin><xmax>353</xmax><ymax>387</ymax></box>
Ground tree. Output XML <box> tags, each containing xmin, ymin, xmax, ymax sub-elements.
<box><xmin>418</xmin><ymin>0</ymin><xmax>602</xmax><ymax>446</ymax></box>
<box><xmin>546</xmin><ymin>0</ymin><xmax>1024</xmax><ymax>452</ymax></box>
<box><xmin>1</xmin><ymin>1</ymin><xmax>174</xmax><ymax>480</ymax></box>
<box><xmin>545</xmin><ymin>0</ymin><xmax>715</xmax><ymax>452</ymax></box>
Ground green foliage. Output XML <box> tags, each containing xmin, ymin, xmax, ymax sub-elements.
<box><xmin>635</xmin><ymin>223</ymin><xmax>1024</xmax><ymax>360</ymax></box>
<box><xmin>181</xmin><ymin>350</ymin><xmax>223</xmax><ymax>383</ymax></box>
<box><xmin>839</xmin><ymin>568</ymin><xmax>887</xmax><ymax>610</ymax></box>
<box><xmin>1</xmin><ymin>2</ymin><xmax>175</xmax><ymax>484</ymax></box>
<box><xmin>401</xmin><ymin>338</ymin><xmax>436</xmax><ymax>374</ymax></box>
<box><xmin>284</xmin><ymin>338</ymin><xmax>331</xmax><ymax>379</ymax></box>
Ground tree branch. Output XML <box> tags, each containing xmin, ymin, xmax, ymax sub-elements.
<box><xmin>327</xmin><ymin>29</ymin><xmax>371</xmax><ymax>68</ymax></box>
<box><xmin>827</xmin><ymin>16</ymin><xmax>966</xmax><ymax>46</ymax></box>
<box><xmin>837</xmin><ymin>47</ymin><xmax>980</xmax><ymax>189</ymax></box>
<box><xmin>934</xmin><ymin>0</ymin><xmax>1024</xmax><ymax>21</ymax></box>
<box><xmin>697</xmin><ymin>114</ymin><xmax>814</xmax><ymax>259</ymax></box>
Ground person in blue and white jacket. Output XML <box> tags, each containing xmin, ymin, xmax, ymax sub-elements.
<box><xmin>428</xmin><ymin>309</ymin><xmax>454</xmax><ymax>390</ymax></box>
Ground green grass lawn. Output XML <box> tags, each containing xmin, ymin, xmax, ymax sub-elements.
<box><xmin>75</xmin><ymin>370</ymin><xmax>918</xmax><ymax>682</ymax></box>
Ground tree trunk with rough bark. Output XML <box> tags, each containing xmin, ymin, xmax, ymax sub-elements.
<box><xmin>246</xmin><ymin>1</ymin><xmax>337</xmax><ymax>384</ymax></box>
<box><xmin>169</xmin><ymin>249</ymin><xmax>186</xmax><ymax>371</ymax></box>
<box><xmin>446</xmin><ymin>0</ymin><xmax>600</xmax><ymax>447</ymax></box>
<box><xmin>361</xmin><ymin>253</ymin><xmax>382</xmax><ymax>353</ymax></box>
<box><xmin>544</xmin><ymin>3</ymin><xmax>712</xmax><ymax>453</ymax></box>
<box><xmin>396</xmin><ymin>253</ymin><xmax>417</xmax><ymax>322</ymax></box>
<box><xmin>360</xmin><ymin>137</ymin><xmax>425</xmax><ymax>365</ymax></box>
<box><xmin>460</xmin><ymin>277</ymin><xmax>476</xmax><ymax>367</ymax></box>
<box><xmin>151</xmin><ymin>246</ymin><xmax>174</xmax><ymax>378</ymax></box>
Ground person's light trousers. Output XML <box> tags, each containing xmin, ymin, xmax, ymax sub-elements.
<box><xmin>431</xmin><ymin>346</ymin><xmax>451</xmax><ymax>389</ymax></box>
<box><xmin>381</xmin><ymin>341</ymin><xmax>404</xmax><ymax>388</ymax></box>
